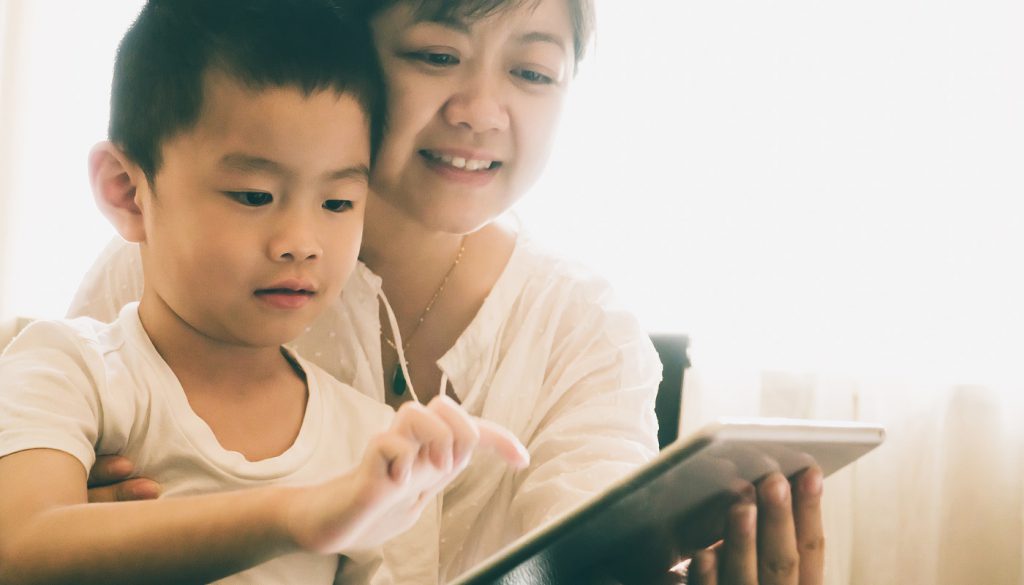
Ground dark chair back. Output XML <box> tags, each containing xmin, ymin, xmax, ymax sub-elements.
<box><xmin>649</xmin><ymin>334</ymin><xmax>691</xmax><ymax>449</ymax></box>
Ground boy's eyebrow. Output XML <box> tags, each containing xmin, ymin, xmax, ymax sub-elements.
<box><xmin>324</xmin><ymin>164</ymin><xmax>370</xmax><ymax>182</ymax></box>
<box><xmin>218</xmin><ymin>153</ymin><xmax>369</xmax><ymax>182</ymax></box>
<box><xmin>219</xmin><ymin>153</ymin><xmax>287</xmax><ymax>175</ymax></box>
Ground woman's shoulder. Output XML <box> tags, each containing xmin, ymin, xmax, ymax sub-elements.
<box><xmin>466</xmin><ymin>229</ymin><xmax>651</xmax><ymax>353</ymax></box>
<box><xmin>67</xmin><ymin>238</ymin><xmax>144</xmax><ymax>321</ymax></box>
<box><xmin>504</xmin><ymin>232</ymin><xmax>630</xmax><ymax>317</ymax></box>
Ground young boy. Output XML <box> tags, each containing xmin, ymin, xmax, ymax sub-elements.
<box><xmin>0</xmin><ymin>1</ymin><xmax>527</xmax><ymax>583</ymax></box>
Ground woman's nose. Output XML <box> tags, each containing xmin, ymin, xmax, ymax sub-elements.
<box><xmin>442</xmin><ymin>74</ymin><xmax>510</xmax><ymax>133</ymax></box>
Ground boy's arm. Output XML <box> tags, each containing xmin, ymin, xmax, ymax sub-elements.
<box><xmin>0</xmin><ymin>397</ymin><xmax>529</xmax><ymax>585</ymax></box>
<box><xmin>64</xmin><ymin>240</ymin><xmax>160</xmax><ymax>504</ymax></box>
<box><xmin>0</xmin><ymin>449</ymin><xmax>299</xmax><ymax>585</ymax></box>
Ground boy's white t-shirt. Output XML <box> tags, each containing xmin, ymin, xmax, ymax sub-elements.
<box><xmin>0</xmin><ymin>304</ymin><xmax>439</xmax><ymax>585</ymax></box>
<box><xmin>67</xmin><ymin>235</ymin><xmax>662</xmax><ymax>581</ymax></box>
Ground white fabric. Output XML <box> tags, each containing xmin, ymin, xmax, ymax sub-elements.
<box><xmin>681</xmin><ymin>365</ymin><xmax>1024</xmax><ymax>585</ymax></box>
<box><xmin>0</xmin><ymin>304</ymin><xmax>440</xmax><ymax>585</ymax></box>
<box><xmin>67</xmin><ymin>233</ymin><xmax>661</xmax><ymax>581</ymax></box>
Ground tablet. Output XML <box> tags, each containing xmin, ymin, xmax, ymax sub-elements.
<box><xmin>451</xmin><ymin>418</ymin><xmax>885</xmax><ymax>584</ymax></box>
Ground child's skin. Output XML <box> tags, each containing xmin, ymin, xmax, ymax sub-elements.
<box><xmin>0</xmin><ymin>70</ymin><xmax>527</xmax><ymax>584</ymax></box>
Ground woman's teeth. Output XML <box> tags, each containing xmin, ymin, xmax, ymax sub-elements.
<box><xmin>423</xmin><ymin>150</ymin><xmax>496</xmax><ymax>171</ymax></box>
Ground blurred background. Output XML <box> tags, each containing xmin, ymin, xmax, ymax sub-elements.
<box><xmin>2</xmin><ymin>1</ymin><xmax>1022</xmax><ymax>582</ymax></box>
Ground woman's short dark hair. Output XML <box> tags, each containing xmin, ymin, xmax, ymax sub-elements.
<box><xmin>110</xmin><ymin>0</ymin><xmax>386</xmax><ymax>182</ymax></box>
<box><xmin>362</xmin><ymin>0</ymin><xmax>595</xmax><ymax>66</ymax></box>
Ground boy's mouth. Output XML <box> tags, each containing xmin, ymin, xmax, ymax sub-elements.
<box><xmin>254</xmin><ymin>281</ymin><xmax>317</xmax><ymax>310</ymax></box>
<box><xmin>254</xmin><ymin>288</ymin><xmax>315</xmax><ymax>310</ymax></box>
<box><xmin>419</xmin><ymin>149</ymin><xmax>502</xmax><ymax>172</ymax></box>
<box><xmin>254</xmin><ymin>288</ymin><xmax>314</xmax><ymax>296</ymax></box>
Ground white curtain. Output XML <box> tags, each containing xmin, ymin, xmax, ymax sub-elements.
<box><xmin>2</xmin><ymin>1</ymin><xmax>1022</xmax><ymax>582</ymax></box>
<box><xmin>683</xmin><ymin>368</ymin><xmax>1024</xmax><ymax>584</ymax></box>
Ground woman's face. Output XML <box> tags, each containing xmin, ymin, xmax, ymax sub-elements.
<box><xmin>370</xmin><ymin>0</ymin><xmax>575</xmax><ymax>233</ymax></box>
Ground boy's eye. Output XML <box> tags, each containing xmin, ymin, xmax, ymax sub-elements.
<box><xmin>408</xmin><ymin>51</ymin><xmax>460</xmax><ymax>67</ymax></box>
<box><xmin>323</xmin><ymin>199</ymin><xmax>353</xmax><ymax>213</ymax></box>
<box><xmin>228</xmin><ymin>191</ymin><xmax>273</xmax><ymax>206</ymax></box>
<box><xmin>513</xmin><ymin>68</ymin><xmax>555</xmax><ymax>85</ymax></box>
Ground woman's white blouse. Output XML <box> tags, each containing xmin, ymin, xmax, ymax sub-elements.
<box><xmin>67</xmin><ymin>234</ymin><xmax>662</xmax><ymax>581</ymax></box>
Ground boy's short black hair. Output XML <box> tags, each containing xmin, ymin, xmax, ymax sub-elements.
<box><xmin>111</xmin><ymin>0</ymin><xmax>385</xmax><ymax>183</ymax></box>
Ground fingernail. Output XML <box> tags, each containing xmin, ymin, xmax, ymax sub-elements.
<box><xmin>507</xmin><ymin>441</ymin><xmax>530</xmax><ymax>468</ymax></box>
<box><xmin>388</xmin><ymin>460</ymin><xmax>405</xmax><ymax>483</ymax></box>
<box><xmin>743</xmin><ymin>503</ymin><xmax>756</xmax><ymax>527</ymax></box>
<box><xmin>111</xmin><ymin>458</ymin><xmax>134</xmax><ymax>476</ymax></box>
<box><xmin>130</xmin><ymin>481</ymin><xmax>160</xmax><ymax>499</ymax></box>
<box><xmin>766</xmin><ymin>475</ymin><xmax>790</xmax><ymax>504</ymax></box>
<box><xmin>734</xmin><ymin>503</ymin><xmax>756</xmax><ymax>534</ymax></box>
<box><xmin>737</xmin><ymin>482</ymin><xmax>756</xmax><ymax>503</ymax></box>
<box><xmin>516</xmin><ymin>444</ymin><xmax>531</xmax><ymax>468</ymax></box>
<box><xmin>801</xmin><ymin>467</ymin><xmax>824</xmax><ymax>496</ymax></box>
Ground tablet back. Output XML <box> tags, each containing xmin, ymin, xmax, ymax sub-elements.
<box><xmin>451</xmin><ymin>418</ymin><xmax>884</xmax><ymax>584</ymax></box>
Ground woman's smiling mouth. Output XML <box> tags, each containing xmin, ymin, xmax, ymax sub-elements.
<box><xmin>420</xmin><ymin>149</ymin><xmax>502</xmax><ymax>172</ymax></box>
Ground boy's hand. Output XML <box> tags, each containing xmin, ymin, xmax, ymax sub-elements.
<box><xmin>288</xmin><ymin>395</ymin><xmax>529</xmax><ymax>554</ymax></box>
<box><xmin>87</xmin><ymin>455</ymin><xmax>161</xmax><ymax>502</ymax></box>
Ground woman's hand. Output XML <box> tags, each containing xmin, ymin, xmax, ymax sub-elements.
<box><xmin>87</xmin><ymin>455</ymin><xmax>161</xmax><ymax>502</ymax></box>
<box><xmin>286</xmin><ymin>395</ymin><xmax>530</xmax><ymax>554</ymax></box>
<box><xmin>689</xmin><ymin>466</ymin><xmax>825</xmax><ymax>585</ymax></box>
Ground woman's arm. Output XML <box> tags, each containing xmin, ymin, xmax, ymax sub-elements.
<box><xmin>503</xmin><ymin>281</ymin><xmax>824</xmax><ymax>584</ymax></box>
<box><xmin>66</xmin><ymin>238</ymin><xmax>143</xmax><ymax>323</ymax></box>
<box><xmin>85</xmin><ymin>455</ymin><xmax>161</xmax><ymax>503</ymax></box>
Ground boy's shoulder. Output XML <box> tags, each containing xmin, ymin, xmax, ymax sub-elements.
<box><xmin>1</xmin><ymin>306</ymin><xmax>147</xmax><ymax>399</ymax></box>
<box><xmin>5</xmin><ymin>312</ymin><xmax>128</xmax><ymax>362</ymax></box>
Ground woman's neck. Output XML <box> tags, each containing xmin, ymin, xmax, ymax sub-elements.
<box><xmin>360</xmin><ymin>191</ymin><xmax>468</xmax><ymax>293</ymax></box>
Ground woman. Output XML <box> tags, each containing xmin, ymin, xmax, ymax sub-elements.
<box><xmin>73</xmin><ymin>0</ymin><xmax>824</xmax><ymax>582</ymax></box>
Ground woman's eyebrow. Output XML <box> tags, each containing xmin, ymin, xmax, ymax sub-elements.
<box><xmin>411</xmin><ymin>15</ymin><xmax>471</xmax><ymax>34</ymax></box>
<box><xmin>515</xmin><ymin>31</ymin><xmax>570</xmax><ymax>52</ymax></box>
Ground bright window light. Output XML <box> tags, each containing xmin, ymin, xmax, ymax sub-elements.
<box><xmin>2</xmin><ymin>0</ymin><xmax>1021</xmax><ymax>383</ymax></box>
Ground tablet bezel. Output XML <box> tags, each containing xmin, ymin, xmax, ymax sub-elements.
<box><xmin>451</xmin><ymin>417</ymin><xmax>884</xmax><ymax>584</ymax></box>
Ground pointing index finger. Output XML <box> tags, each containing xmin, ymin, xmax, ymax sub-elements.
<box><xmin>473</xmin><ymin>417</ymin><xmax>530</xmax><ymax>469</ymax></box>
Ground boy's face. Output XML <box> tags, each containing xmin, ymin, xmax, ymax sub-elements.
<box><xmin>136</xmin><ymin>70</ymin><xmax>370</xmax><ymax>348</ymax></box>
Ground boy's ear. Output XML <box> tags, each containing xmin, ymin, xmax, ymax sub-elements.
<box><xmin>88</xmin><ymin>141</ymin><xmax>147</xmax><ymax>243</ymax></box>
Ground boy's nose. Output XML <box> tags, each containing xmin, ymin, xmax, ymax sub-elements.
<box><xmin>274</xmin><ymin>244</ymin><xmax>322</xmax><ymax>262</ymax></box>
<box><xmin>268</xmin><ymin>224</ymin><xmax>322</xmax><ymax>262</ymax></box>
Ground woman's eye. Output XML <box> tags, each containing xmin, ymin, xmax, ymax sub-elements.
<box><xmin>409</xmin><ymin>51</ymin><xmax>460</xmax><ymax>67</ymax></box>
<box><xmin>514</xmin><ymin>68</ymin><xmax>555</xmax><ymax>85</ymax></box>
<box><xmin>228</xmin><ymin>191</ymin><xmax>273</xmax><ymax>206</ymax></box>
<box><xmin>323</xmin><ymin>199</ymin><xmax>353</xmax><ymax>213</ymax></box>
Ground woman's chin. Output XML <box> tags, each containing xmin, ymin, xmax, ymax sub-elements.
<box><xmin>407</xmin><ymin>190</ymin><xmax>520</xmax><ymax>236</ymax></box>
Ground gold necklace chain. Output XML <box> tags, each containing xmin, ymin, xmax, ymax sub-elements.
<box><xmin>383</xmin><ymin>234</ymin><xmax>467</xmax><ymax>355</ymax></box>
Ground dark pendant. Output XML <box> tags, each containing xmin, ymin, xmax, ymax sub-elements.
<box><xmin>391</xmin><ymin>366</ymin><xmax>407</xmax><ymax>396</ymax></box>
